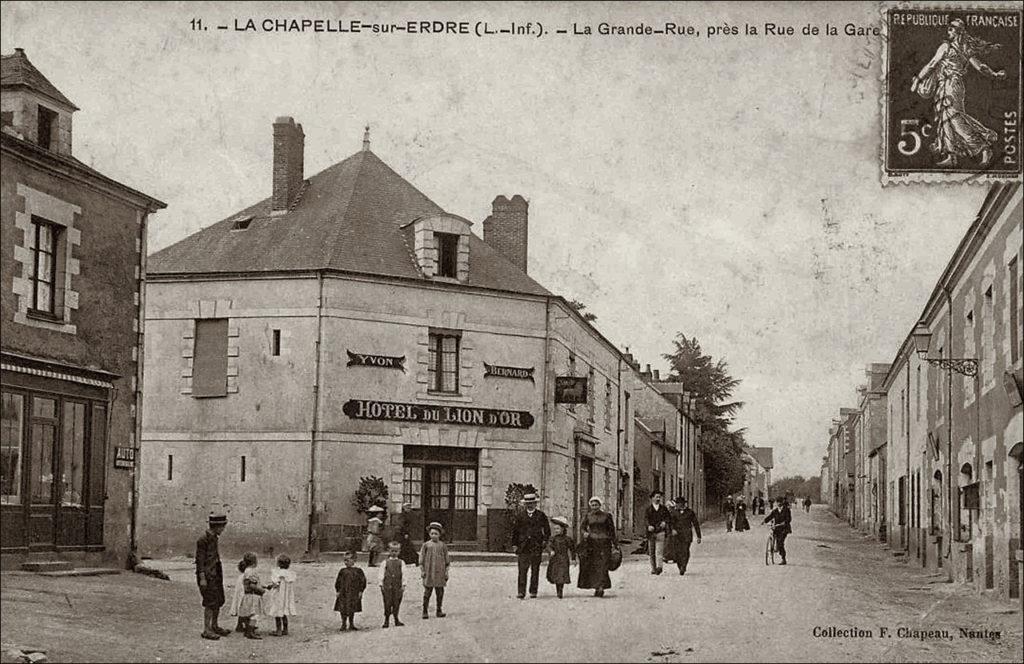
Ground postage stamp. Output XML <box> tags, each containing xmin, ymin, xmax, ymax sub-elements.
<box><xmin>880</xmin><ymin>3</ymin><xmax>1023</xmax><ymax>185</ymax></box>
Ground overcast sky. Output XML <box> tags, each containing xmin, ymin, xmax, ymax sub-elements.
<box><xmin>3</xmin><ymin>1</ymin><xmax>991</xmax><ymax>477</ymax></box>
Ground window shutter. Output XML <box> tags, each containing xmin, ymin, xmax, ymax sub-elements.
<box><xmin>193</xmin><ymin>319</ymin><xmax>229</xmax><ymax>398</ymax></box>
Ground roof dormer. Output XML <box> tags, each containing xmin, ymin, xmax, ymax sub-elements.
<box><xmin>402</xmin><ymin>213</ymin><xmax>472</xmax><ymax>282</ymax></box>
<box><xmin>1</xmin><ymin>48</ymin><xmax>78</xmax><ymax>155</ymax></box>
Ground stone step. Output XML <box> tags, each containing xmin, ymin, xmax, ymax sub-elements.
<box><xmin>37</xmin><ymin>568</ymin><xmax>121</xmax><ymax>578</ymax></box>
<box><xmin>19</xmin><ymin>561</ymin><xmax>73</xmax><ymax>573</ymax></box>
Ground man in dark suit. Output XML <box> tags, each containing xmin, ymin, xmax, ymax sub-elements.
<box><xmin>669</xmin><ymin>497</ymin><xmax>702</xmax><ymax>575</ymax></box>
<box><xmin>645</xmin><ymin>490</ymin><xmax>672</xmax><ymax>574</ymax></box>
<box><xmin>512</xmin><ymin>493</ymin><xmax>550</xmax><ymax>598</ymax></box>
<box><xmin>763</xmin><ymin>498</ymin><xmax>793</xmax><ymax>564</ymax></box>
<box><xmin>723</xmin><ymin>495</ymin><xmax>735</xmax><ymax>532</ymax></box>
<box><xmin>196</xmin><ymin>513</ymin><xmax>230</xmax><ymax>640</ymax></box>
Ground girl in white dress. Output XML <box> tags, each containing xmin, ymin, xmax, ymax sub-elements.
<box><xmin>263</xmin><ymin>554</ymin><xmax>298</xmax><ymax>636</ymax></box>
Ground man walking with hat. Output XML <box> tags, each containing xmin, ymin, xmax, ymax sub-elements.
<box><xmin>669</xmin><ymin>496</ymin><xmax>701</xmax><ymax>575</ymax></box>
<box><xmin>196</xmin><ymin>513</ymin><xmax>230</xmax><ymax>640</ymax></box>
<box><xmin>512</xmin><ymin>493</ymin><xmax>550</xmax><ymax>598</ymax></box>
<box><xmin>645</xmin><ymin>490</ymin><xmax>672</xmax><ymax>575</ymax></box>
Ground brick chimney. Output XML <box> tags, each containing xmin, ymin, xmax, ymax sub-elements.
<box><xmin>483</xmin><ymin>195</ymin><xmax>528</xmax><ymax>273</ymax></box>
<box><xmin>272</xmin><ymin>116</ymin><xmax>304</xmax><ymax>213</ymax></box>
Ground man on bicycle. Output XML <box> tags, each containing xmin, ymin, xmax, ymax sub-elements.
<box><xmin>762</xmin><ymin>498</ymin><xmax>792</xmax><ymax>565</ymax></box>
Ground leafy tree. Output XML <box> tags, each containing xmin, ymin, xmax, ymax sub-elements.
<box><xmin>663</xmin><ymin>334</ymin><xmax>746</xmax><ymax>501</ymax></box>
<box><xmin>771</xmin><ymin>475</ymin><xmax>821</xmax><ymax>502</ymax></box>
<box><xmin>352</xmin><ymin>475</ymin><xmax>388</xmax><ymax>516</ymax></box>
<box><xmin>568</xmin><ymin>299</ymin><xmax>598</xmax><ymax>323</ymax></box>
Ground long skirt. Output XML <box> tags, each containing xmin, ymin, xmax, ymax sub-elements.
<box><xmin>399</xmin><ymin>535</ymin><xmax>419</xmax><ymax>565</ymax></box>
<box><xmin>576</xmin><ymin>539</ymin><xmax>611</xmax><ymax>590</ymax></box>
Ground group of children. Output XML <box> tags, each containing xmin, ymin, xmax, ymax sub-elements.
<box><xmin>230</xmin><ymin>552</ymin><xmax>298</xmax><ymax>639</ymax></box>
<box><xmin>334</xmin><ymin>520</ymin><xmax>451</xmax><ymax>630</ymax></box>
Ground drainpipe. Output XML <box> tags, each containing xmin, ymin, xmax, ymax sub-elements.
<box><xmin>540</xmin><ymin>298</ymin><xmax>551</xmax><ymax>510</ymax></box>
<box><xmin>615</xmin><ymin>355</ymin><xmax>622</xmax><ymax>535</ymax></box>
<box><xmin>307</xmin><ymin>272</ymin><xmax>325</xmax><ymax>557</ymax></box>
<box><xmin>129</xmin><ymin>209</ymin><xmax>151</xmax><ymax>566</ymax></box>
<box><xmin>944</xmin><ymin>286</ymin><xmax>953</xmax><ymax>562</ymax></box>
<box><xmin>905</xmin><ymin>356</ymin><xmax>911</xmax><ymax>551</ymax></box>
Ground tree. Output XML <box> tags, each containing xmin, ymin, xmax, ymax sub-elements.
<box><xmin>770</xmin><ymin>475</ymin><xmax>821</xmax><ymax>502</ymax></box>
<box><xmin>352</xmin><ymin>475</ymin><xmax>388</xmax><ymax>516</ymax></box>
<box><xmin>663</xmin><ymin>334</ymin><xmax>747</xmax><ymax>501</ymax></box>
<box><xmin>568</xmin><ymin>299</ymin><xmax>597</xmax><ymax>323</ymax></box>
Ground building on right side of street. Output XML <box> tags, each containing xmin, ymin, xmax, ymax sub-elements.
<box><xmin>824</xmin><ymin>182</ymin><xmax>1022</xmax><ymax>604</ymax></box>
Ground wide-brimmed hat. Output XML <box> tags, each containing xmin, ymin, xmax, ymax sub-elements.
<box><xmin>674</xmin><ymin>496</ymin><xmax>687</xmax><ymax>504</ymax></box>
<box><xmin>208</xmin><ymin>514</ymin><xmax>227</xmax><ymax>526</ymax></box>
<box><xmin>522</xmin><ymin>493</ymin><xmax>539</xmax><ymax>503</ymax></box>
<box><xmin>588</xmin><ymin>496</ymin><xmax>603</xmax><ymax>506</ymax></box>
<box><xmin>427</xmin><ymin>521</ymin><xmax>444</xmax><ymax>533</ymax></box>
<box><xmin>550</xmin><ymin>516</ymin><xmax>569</xmax><ymax>529</ymax></box>
<box><xmin>367</xmin><ymin>505</ymin><xmax>385</xmax><ymax>513</ymax></box>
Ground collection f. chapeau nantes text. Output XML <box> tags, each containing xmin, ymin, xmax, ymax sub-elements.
<box><xmin>812</xmin><ymin>626</ymin><xmax>1004</xmax><ymax>642</ymax></box>
<box><xmin>191</xmin><ymin>18</ymin><xmax>880</xmax><ymax>38</ymax></box>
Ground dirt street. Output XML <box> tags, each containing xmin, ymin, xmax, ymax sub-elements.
<box><xmin>1</xmin><ymin>506</ymin><xmax>1021</xmax><ymax>662</ymax></box>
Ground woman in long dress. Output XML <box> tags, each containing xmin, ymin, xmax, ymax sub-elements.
<box><xmin>911</xmin><ymin>18</ymin><xmax>1007</xmax><ymax>167</ymax></box>
<box><xmin>576</xmin><ymin>497</ymin><xmax>618</xmax><ymax>597</ymax></box>
<box><xmin>734</xmin><ymin>499</ymin><xmax>750</xmax><ymax>532</ymax></box>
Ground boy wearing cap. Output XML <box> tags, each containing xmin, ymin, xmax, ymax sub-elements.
<box><xmin>512</xmin><ymin>492</ymin><xmax>550</xmax><ymax>599</ymax></box>
<box><xmin>196</xmin><ymin>514</ymin><xmax>230</xmax><ymax>640</ymax></box>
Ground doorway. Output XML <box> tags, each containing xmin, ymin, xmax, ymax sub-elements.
<box><xmin>402</xmin><ymin>445</ymin><xmax>478</xmax><ymax>543</ymax></box>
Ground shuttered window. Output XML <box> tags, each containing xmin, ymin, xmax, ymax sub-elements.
<box><xmin>193</xmin><ymin>319</ymin><xmax>229</xmax><ymax>398</ymax></box>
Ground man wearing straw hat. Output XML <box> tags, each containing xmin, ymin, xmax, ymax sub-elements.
<box><xmin>511</xmin><ymin>492</ymin><xmax>551</xmax><ymax>599</ymax></box>
<box><xmin>196</xmin><ymin>513</ymin><xmax>230</xmax><ymax>640</ymax></box>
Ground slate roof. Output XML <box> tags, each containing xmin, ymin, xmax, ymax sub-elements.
<box><xmin>148</xmin><ymin>148</ymin><xmax>551</xmax><ymax>297</ymax></box>
<box><xmin>1</xmin><ymin>49</ymin><xmax>78</xmax><ymax>110</ymax></box>
<box><xmin>748</xmin><ymin>446</ymin><xmax>774</xmax><ymax>470</ymax></box>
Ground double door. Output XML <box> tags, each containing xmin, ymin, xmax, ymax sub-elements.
<box><xmin>402</xmin><ymin>445</ymin><xmax>479</xmax><ymax>543</ymax></box>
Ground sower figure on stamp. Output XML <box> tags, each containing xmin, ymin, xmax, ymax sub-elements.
<box><xmin>196</xmin><ymin>513</ymin><xmax>231</xmax><ymax>640</ymax></box>
<box><xmin>512</xmin><ymin>492</ymin><xmax>550</xmax><ymax>599</ymax></box>
<box><xmin>911</xmin><ymin>18</ymin><xmax>1007</xmax><ymax>168</ymax></box>
<box><xmin>668</xmin><ymin>496</ymin><xmax>701</xmax><ymax>575</ymax></box>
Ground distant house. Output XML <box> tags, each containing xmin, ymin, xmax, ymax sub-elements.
<box><xmin>1</xmin><ymin>48</ymin><xmax>165</xmax><ymax>562</ymax></box>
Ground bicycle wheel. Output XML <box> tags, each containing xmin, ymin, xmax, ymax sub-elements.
<box><xmin>765</xmin><ymin>533</ymin><xmax>775</xmax><ymax>565</ymax></box>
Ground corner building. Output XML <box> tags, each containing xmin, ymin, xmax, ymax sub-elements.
<box><xmin>139</xmin><ymin>120</ymin><xmax>628</xmax><ymax>555</ymax></box>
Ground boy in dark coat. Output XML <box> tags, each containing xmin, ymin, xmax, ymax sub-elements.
<box><xmin>334</xmin><ymin>551</ymin><xmax>367</xmax><ymax>630</ymax></box>
<box><xmin>196</xmin><ymin>514</ymin><xmax>230</xmax><ymax>640</ymax></box>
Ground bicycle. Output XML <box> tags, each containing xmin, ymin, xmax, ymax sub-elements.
<box><xmin>764</xmin><ymin>523</ymin><xmax>777</xmax><ymax>565</ymax></box>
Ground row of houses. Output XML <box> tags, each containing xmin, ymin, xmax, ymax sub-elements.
<box><xmin>821</xmin><ymin>182</ymin><xmax>1023</xmax><ymax>604</ymax></box>
<box><xmin>0</xmin><ymin>49</ymin><xmax>710</xmax><ymax>563</ymax></box>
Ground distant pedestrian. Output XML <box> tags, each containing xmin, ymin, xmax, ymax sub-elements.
<box><xmin>803</xmin><ymin>496</ymin><xmax>812</xmax><ymax>513</ymax></box>
<box><xmin>763</xmin><ymin>498</ymin><xmax>793</xmax><ymax>565</ymax></box>
<box><xmin>545</xmin><ymin>516</ymin><xmax>576</xmax><ymax>598</ymax></box>
<box><xmin>195</xmin><ymin>513</ymin><xmax>231</xmax><ymax>640</ymax></box>
<box><xmin>577</xmin><ymin>497</ymin><xmax>619</xmax><ymax>598</ymax></box>
<box><xmin>512</xmin><ymin>492</ymin><xmax>550</xmax><ymax>598</ymax></box>
<box><xmin>755</xmin><ymin>496</ymin><xmax>766</xmax><ymax>515</ymax></box>
<box><xmin>735</xmin><ymin>498</ymin><xmax>750</xmax><ymax>532</ymax></box>
<box><xmin>723</xmin><ymin>496</ymin><xmax>735</xmax><ymax>532</ymax></box>
<box><xmin>378</xmin><ymin>541</ymin><xmax>407</xmax><ymax>628</ymax></box>
<box><xmin>264</xmin><ymin>554</ymin><xmax>297</xmax><ymax>637</ymax></box>
<box><xmin>645</xmin><ymin>490</ymin><xmax>672</xmax><ymax>574</ymax></box>
<box><xmin>365</xmin><ymin>505</ymin><xmax>386</xmax><ymax>567</ymax></box>
<box><xmin>334</xmin><ymin>551</ymin><xmax>367</xmax><ymax>631</ymax></box>
<box><xmin>420</xmin><ymin>522</ymin><xmax>450</xmax><ymax>619</ymax></box>
<box><xmin>236</xmin><ymin>552</ymin><xmax>268</xmax><ymax>640</ymax></box>
<box><xmin>667</xmin><ymin>497</ymin><xmax>702</xmax><ymax>575</ymax></box>
<box><xmin>393</xmin><ymin>502</ymin><xmax>419</xmax><ymax>566</ymax></box>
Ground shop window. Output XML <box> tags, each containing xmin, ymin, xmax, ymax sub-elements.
<box><xmin>29</xmin><ymin>217</ymin><xmax>62</xmax><ymax>317</ymax></box>
<box><xmin>435</xmin><ymin>232</ymin><xmax>459</xmax><ymax>278</ymax></box>
<box><xmin>193</xmin><ymin>318</ymin><xmax>229</xmax><ymax>398</ymax></box>
<box><xmin>454</xmin><ymin>467</ymin><xmax>476</xmax><ymax>510</ymax></box>
<box><xmin>30</xmin><ymin>397</ymin><xmax>57</xmax><ymax>505</ymax></box>
<box><xmin>427</xmin><ymin>331</ymin><xmax>460</xmax><ymax>393</ymax></box>
<box><xmin>1</xmin><ymin>393</ymin><xmax>25</xmax><ymax>505</ymax></box>
<box><xmin>430</xmin><ymin>467</ymin><xmax>451</xmax><ymax>509</ymax></box>
<box><xmin>89</xmin><ymin>404</ymin><xmax>106</xmax><ymax>506</ymax></box>
<box><xmin>60</xmin><ymin>401</ymin><xmax>86</xmax><ymax>506</ymax></box>
<box><xmin>402</xmin><ymin>465</ymin><xmax>422</xmax><ymax>509</ymax></box>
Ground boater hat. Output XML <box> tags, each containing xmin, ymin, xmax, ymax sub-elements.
<box><xmin>208</xmin><ymin>513</ymin><xmax>227</xmax><ymax>526</ymax></box>
<box><xmin>522</xmin><ymin>493</ymin><xmax>539</xmax><ymax>504</ymax></box>
<box><xmin>550</xmin><ymin>516</ymin><xmax>570</xmax><ymax>529</ymax></box>
<box><xmin>427</xmin><ymin>521</ymin><xmax>444</xmax><ymax>533</ymax></box>
<box><xmin>367</xmin><ymin>505</ymin><xmax>385</xmax><ymax>513</ymax></box>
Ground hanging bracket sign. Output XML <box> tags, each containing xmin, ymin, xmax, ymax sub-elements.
<box><xmin>554</xmin><ymin>376</ymin><xmax>588</xmax><ymax>404</ymax></box>
<box><xmin>347</xmin><ymin>350</ymin><xmax>406</xmax><ymax>371</ymax></box>
<box><xmin>343</xmin><ymin>399</ymin><xmax>534</xmax><ymax>429</ymax></box>
<box><xmin>484</xmin><ymin>363</ymin><xmax>535</xmax><ymax>382</ymax></box>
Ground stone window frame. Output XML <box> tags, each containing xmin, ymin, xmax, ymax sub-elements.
<box><xmin>415</xmin><ymin>310</ymin><xmax>474</xmax><ymax>403</ymax></box>
<box><xmin>12</xmin><ymin>184</ymin><xmax>81</xmax><ymax>335</ymax></box>
<box><xmin>180</xmin><ymin>299</ymin><xmax>240</xmax><ymax>396</ymax></box>
<box><xmin>407</xmin><ymin>214</ymin><xmax>471</xmax><ymax>283</ymax></box>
